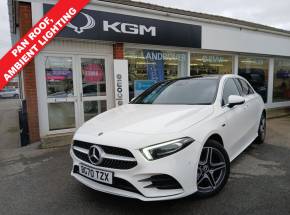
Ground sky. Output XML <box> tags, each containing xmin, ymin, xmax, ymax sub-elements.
<box><xmin>136</xmin><ymin>0</ymin><xmax>290</xmax><ymax>30</ymax></box>
<box><xmin>0</xmin><ymin>0</ymin><xmax>11</xmax><ymax>59</ymax></box>
<box><xmin>1</xmin><ymin>0</ymin><xmax>290</xmax><ymax>58</ymax></box>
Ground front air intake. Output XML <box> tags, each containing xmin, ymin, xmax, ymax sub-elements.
<box><xmin>139</xmin><ymin>174</ymin><xmax>182</xmax><ymax>190</ymax></box>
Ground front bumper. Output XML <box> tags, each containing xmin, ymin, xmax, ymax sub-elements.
<box><xmin>70</xmin><ymin>141</ymin><xmax>201</xmax><ymax>201</ymax></box>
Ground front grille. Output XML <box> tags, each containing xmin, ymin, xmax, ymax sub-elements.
<box><xmin>73</xmin><ymin>165</ymin><xmax>141</xmax><ymax>195</ymax></box>
<box><xmin>140</xmin><ymin>174</ymin><xmax>182</xmax><ymax>190</ymax></box>
<box><xmin>72</xmin><ymin>140</ymin><xmax>137</xmax><ymax>170</ymax></box>
<box><xmin>74</xmin><ymin>140</ymin><xmax>134</xmax><ymax>157</ymax></box>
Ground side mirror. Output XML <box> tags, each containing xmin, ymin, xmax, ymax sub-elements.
<box><xmin>228</xmin><ymin>95</ymin><xmax>245</xmax><ymax>108</ymax></box>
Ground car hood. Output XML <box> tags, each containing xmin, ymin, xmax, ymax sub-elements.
<box><xmin>77</xmin><ymin>104</ymin><xmax>213</xmax><ymax>135</ymax></box>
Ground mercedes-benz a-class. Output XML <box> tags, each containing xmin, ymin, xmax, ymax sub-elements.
<box><xmin>70</xmin><ymin>75</ymin><xmax>266</xmax><ymax>201</ymax></box>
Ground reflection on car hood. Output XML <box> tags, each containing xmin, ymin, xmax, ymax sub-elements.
<box><xmin>77</xmin><ymin>104</ymin><xmax>214</xmax><ymax>135</ymax></box>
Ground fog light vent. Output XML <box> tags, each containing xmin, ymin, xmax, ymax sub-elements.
<box><xmin>139</xmin><ymin>174</ymin><xmax>182</xmax><ymax>190</ymax></box>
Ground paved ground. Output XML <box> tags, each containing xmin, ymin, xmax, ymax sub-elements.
<box><xmin>0</xmin><ymin>99</ymin><xmax>20</xmax><ymax>149</ymax></box>
<box><xmin>0</xmin><ymin>117</ymin><xmax>290</xmax><ymax>215</ymax></box>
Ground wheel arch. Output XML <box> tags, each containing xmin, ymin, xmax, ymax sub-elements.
<box><xmin>206</xmin><ymin>133</ymin><xmax>224</xmax><ymax>147</ymax></box>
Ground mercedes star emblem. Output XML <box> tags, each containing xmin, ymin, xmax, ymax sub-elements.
<box><xmin>88</xmin><ymin>145</ymin><xmax>104</xmax><ymax>165</ymax></box>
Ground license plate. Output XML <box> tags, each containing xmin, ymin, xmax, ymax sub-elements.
<box><xmin>79</xmin><ymin>164</ymin><xmax>113</xmax><ymax>184</ymax></box>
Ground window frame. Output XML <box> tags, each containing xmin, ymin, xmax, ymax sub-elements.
<box><xmin>237</xmin><ymin>78</ymin><xmax>255</xmax><ymax>96</ymax></box>
<box><xmin>221</xmin><ymin>78</ymin><xmax>242</xmax><ymax>107</ymax></box>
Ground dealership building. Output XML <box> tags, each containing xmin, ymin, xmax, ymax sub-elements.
<box><xmin>8</xmin><ymin>0</ymin><xmax>290</xmax><ymax>144</ymax></box>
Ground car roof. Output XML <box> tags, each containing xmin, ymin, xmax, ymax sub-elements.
<box><xmin>167</xmin><ymin>74</ymin><xmax>237</xmax><ymax>81</ymax></box>
<box><xmin>154</xmin><ymin>75</ymin><xmax>246</xmax><ymax>86</ymax></box>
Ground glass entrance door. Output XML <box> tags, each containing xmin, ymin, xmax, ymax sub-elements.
<box><xmin>78</xmin><ymin>56</ymin><xmax>108</xmax><ymax>123</ymax></box>
<box><xmin>43</xmin><ymin>54</ymin><xmax>111</xmax><ymax>135</ymax></box>
<box><xmin>45</xmin><ymin>56</ymin><xmax>78</xmax><ymax>132</ymax></box>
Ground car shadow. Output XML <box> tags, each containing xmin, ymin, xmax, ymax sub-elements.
<box><xmin>77</xmin><ymin>182</ymin><xmax>196</xmax><ymax>207</ymax></box>
<box><xmin>74</xmin><ymin>174</ymin><xmax>230</xmax><ymax>215</ymax></box>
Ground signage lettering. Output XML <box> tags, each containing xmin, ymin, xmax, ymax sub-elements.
<box><xmin>103</xmin><ymin>21</ymin><xmax>156</xmax><ymax>36</ymax></box>
<box><xmin>113</xmin><ymin>60</ymin><xmax>129</xmax><ymax>107</ymax></box>
<box><xmin>202</xmin><ymin>56</ymin><xmax>225</xmax><ymax>63</ymax></box>
<box><xmin>145</xmin><ymin>51</ymin><xmax>186</xmax><ymax>61</ymax></box>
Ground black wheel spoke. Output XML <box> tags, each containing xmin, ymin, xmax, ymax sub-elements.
<box><xmin>207</xmin><ymin>147</ymin><xmax>213</xmax><ymax>164</ymax></box>
<box><xmin>200</xmin><ymin>147</ymin><xmax>213</xmax><ymax>165</ymax></box>
<box><xmin>197</xmin><ymin>174</ymin><xmax>206</xmax><ymax>185</ymax></box>
<box><xmin>206</xmin><ymin>172</ymin><xmax>216</xmax><ymax>189</ymax></box>
<box><xmin>211</xmin><ymin>162</ymin><xmax>226</xmax><ymax>172</ymax></box>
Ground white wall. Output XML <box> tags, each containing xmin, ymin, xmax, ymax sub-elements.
<box><xmin>203</xmin><ymin>24</ymin><xmax>290</xmax><ymax>56</ymax></box>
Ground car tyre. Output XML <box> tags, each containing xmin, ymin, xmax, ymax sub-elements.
<box><xmin>195</xmin><ymin>139</ymin><xmax>230</xmax><ymax>198</ymax></box>
<box><xmin>255</xmin><ymin>113</ymin><xmax>266</xmax><ymax>144</ymax></box>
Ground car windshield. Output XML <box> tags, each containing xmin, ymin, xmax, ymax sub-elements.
<box><xmin>131</xmin><ymin>78</ymin><xmax>219</xmax><ymax>105</ymax></box>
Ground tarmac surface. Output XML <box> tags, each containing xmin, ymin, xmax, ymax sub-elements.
<box><xmin>0</xmin><ymin>99</ymin><xmax>20</xmax><ymax>149</ymax></box>
<box><xmin>0</xmin><ymin>116</ymin><xmax>290</xmax><ymax>215</ymax></box>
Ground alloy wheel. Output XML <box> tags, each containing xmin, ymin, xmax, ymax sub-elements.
<box><xmin>197</xmin><ymin>147</ymin><xmax>227</xmax><ymax>193</ymax></box>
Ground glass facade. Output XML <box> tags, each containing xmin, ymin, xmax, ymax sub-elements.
<box><xmin>238</xmin><ymin>56</ymin><xmax>269</xmax><ymax>102</ymax></box>
<box><xmin>45</xmin><ymin>56</ymin><xmax>74</xmax><ymax>98</ymax></box>
<box><xmin>81</xmin><ymin>58</ymin><xmax>108</xmax><ymax>121</ymax></box>
<box><xmin>84</xmin><ymin>100</ymin><xmax>107</xmax><ymax>122</ymax></box>
<box><xmin>190</xmin><ymin>53</ymin><xmax>233</xmax><ymax>76</ymax></box>
<box><xmin>124</xmin><ymin>50</ymin><xmax>290</xmax><ymax>105</ymax></box>
<box><xmin>125</xmin><ymin>48</ymin><xmax>188</xmax><ymax>99</ymax></box>
<box><xmin>48</xmin><ymin>102</ymin><xmax>75</xmax><ymax>130</ymax></box>
<box><xmin>81</xmin><ymin>58</ymin><xmax>106</xmax><ymax>97</ymax></box>
<box><xmin>273</xmin><ymin>58</ymin><xmax>290</xmax><ymax>102</ymax></box>
<box><xmin>40</xmin><ymin>48</ymin><xmax>290</xmax><ymax>135</ymax></box>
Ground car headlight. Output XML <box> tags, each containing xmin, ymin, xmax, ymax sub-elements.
<box><xmin>140</xmin><ymin>137</ymin><xmax>194</xmax><ymax>161</ymax></box>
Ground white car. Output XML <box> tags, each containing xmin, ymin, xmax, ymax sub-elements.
<box><xmin>0</xmin><ymin>88</ymin><xmax>19</xmax><ymax>99</ymax></box>
<box><xmin>70</xmin><ymin>74</ymin><xmax>266</xmax><ymax>201</ymax></box>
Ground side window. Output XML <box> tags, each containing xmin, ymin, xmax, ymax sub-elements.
<box><xmin>248</xmin><ymin>84</ymin><xmax>255</xmax><ymax>94</ymax></box>
<box><xmin>222</xmin><ymin>78</ymin><xmax>241</xmax><ymax>106</ymax></box>
<box><xmin>234</xmin><ymin>78</ymin><xmax>243</xmax><ymax>95</ymax></box>
<box><xmin>238</xmin><ymin>79</ymin><xmax>254</xmax><ymax>96</ymax></box>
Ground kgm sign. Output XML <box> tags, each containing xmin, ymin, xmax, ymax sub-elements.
<box><xmin>65</xmin><ymin>13</ymin><xmax>156</xmax><ymax>36</ymax></box>
<box><xmin>43</xmin><ymin>4</ymin><xmax>201</xmax><ymax>48</ymax></box>
<box><xmin>103</xmin><ymin>21</ymin><xmax>156</xmax><ymax>36</ymax></box>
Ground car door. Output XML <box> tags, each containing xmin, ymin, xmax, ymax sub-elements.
<box><xmin>236</xmin><ymin>78</ymin><xmax>260</xmax><ymax>142</ymax></box>
<box><xmin>220</xmin><ymin>78</ymin><xmax>249</xmax><ymax>160</ymax></box>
